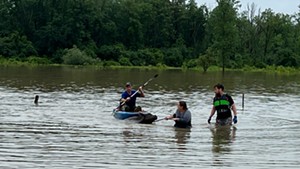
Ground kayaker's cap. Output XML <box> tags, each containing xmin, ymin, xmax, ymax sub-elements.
<box><xmin>125</xmin><ymin>82</ymin><xmax>131</xmax><ymax>87</ymax></box>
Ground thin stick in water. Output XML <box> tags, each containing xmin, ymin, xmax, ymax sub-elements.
<box><xmin>242</xmin><ymin>93</ymin><xmax>244</xmax><ymax>110</ymax></box>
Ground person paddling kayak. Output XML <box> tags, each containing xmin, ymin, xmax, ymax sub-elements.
<box><xmin>165</xmin><ymin>101</ymin><xmax>192</xmax><ymax>128</ymax></box>
<box><xmin>208</xmin><ymin>83</ymin><xmax>238</xmax><ymax>125</ymax></box>
<box><xmin>120</xmin><ymin>82</ymin><xmax>145</xmax><ymax>112</ymax></box>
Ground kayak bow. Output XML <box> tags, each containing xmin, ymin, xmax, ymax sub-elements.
<box><xmin>113</xmin><ymin>110</ymin><xmax>140</xmax><ymax>120</ymax></box>
<box><xmin>112</xmin><ymin>110</ymin><xmax>157</xmax><ymax>124</ymax></box>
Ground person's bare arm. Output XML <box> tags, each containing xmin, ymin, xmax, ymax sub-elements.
<box><xmin>208</xmin><ymin>106</ymin><xmax>216</xmax><ymax>124</ymax></box>
<box><xmin>139</xmin><ymin>86</ymin><xmax>145</xmax><ymax>97</ymax></box>
<box><xmin>231</xmin><ymin>104</ymin><xmax>237</xmax><ymax>116</ymax></box>
<box><xmin>209</xmin><ymin>106</ymin><xmax>216</xmax><ymax>118</ymax></box>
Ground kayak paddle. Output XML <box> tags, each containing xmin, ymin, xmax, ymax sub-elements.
<box><xmin>154</xmin><ymin>118</ymin><xmax>166</xmax><ymax>122</ymax></box>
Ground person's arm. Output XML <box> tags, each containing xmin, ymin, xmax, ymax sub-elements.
<box><xmin>231</xmin><ymin>104</ymin><xmax>238</xmax><ymax>123</ymax></box>
<box><xmin>228</xmin><ymin>95</ymin><xmax>238</xmax><ymax>123</ymax></box>
<box><xmin>174</xmin><ymin>110</ymin><xmax>191</xmax><ymax>124</ymax></box>
<box><xmin>120</xmin><ymin>93</ymin><xmax>130</xmax><ymax>103</ymax></box>
<box><xmin>208</xmin><ymin>106</ymin><xmax>216</xmax><ymax>124</ymax></box>
<box><xmin>165</xmin><ymin>110</ymin><xmax>177</xmax><ymax>120</ymax></box>
<box><xmin>138</xmin><ymin>86</ymin><xmax>145</xmax><ymax>97</ymax></box>
<box><xmin>231</xmin><ymin>104</ymin><xmax>237</xmax><ymax>116</ymax></box>
<box><xmin>209</xmin><ymin>106</ymin><xmax>216</xmax><ymax>118</ymax></box>
<box><xmin>165</xmin><ymin>113</ymin><xmax>176</xmax><ymax>120</ymax></box>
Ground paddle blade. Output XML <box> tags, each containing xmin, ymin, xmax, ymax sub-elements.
<box><xmin>142</xmin><ymin>74</ymin><xmax>159</xmax><ymax>87</ymax></box>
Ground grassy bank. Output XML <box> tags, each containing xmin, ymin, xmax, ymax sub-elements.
<box><xmin>240</xmin><ymin>65</ymin><xmax>300</xmax><ymax>74</ymax></box>
<box><xmin>0</xmin><ymin>56</ymin><xmax>54</xmax><ymax>66</ymax></box>
<box><xmin>1</xmin><ymin>56</ymin><xmax>299</xmax><ymax>74</ymax></box>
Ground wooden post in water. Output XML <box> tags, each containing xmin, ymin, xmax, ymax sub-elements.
<box><xmin>242</xmin><ymin>93</ymin><xmax>244</xmax><ymax>110</ymax></box>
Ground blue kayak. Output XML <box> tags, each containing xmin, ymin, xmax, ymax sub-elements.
<box><xmin>113</xmin><ymin>110</ymin><xmax>140</xmax><ymax>120</ymax></box>
<box><xmin>112</xmin><ymin>110</ymin><xmax>158</xmax><ymax>124</ymax></box>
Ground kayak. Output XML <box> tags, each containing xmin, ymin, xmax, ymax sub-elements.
<box><xmin>113</xmin><ymin>110</ymin><xmax>158</xmax><ymax>124</ymax></box>
<box><xmin>113</xmin><ymin>111</ymin><xmax>140</xmax><ymax>120</ymax></box>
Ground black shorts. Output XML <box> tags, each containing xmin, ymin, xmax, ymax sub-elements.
<box><xmin>216</xmin><ymin>117</ymin><xmax>232</xmax><ymax>126</ymax></box>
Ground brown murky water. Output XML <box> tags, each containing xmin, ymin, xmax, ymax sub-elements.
<box><xmin>0</xmin><ymin>66</ymin><xmax>300</xmax><ymax>169</ymax></box>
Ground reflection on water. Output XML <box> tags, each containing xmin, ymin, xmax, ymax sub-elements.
<box><xmin>173</xmin><ymin>128</ymin><xmax>191</xmax><ymax>147</ymax></box>
<box><xmin>210</xmin><ymin>125</ymin><xmax>236</xmax><ymax>154</ymax></box>
<box><xmin>210</xmin><ymin>125</ymin><xmax>237</xmax><ymax>167</ymax></box>
<box><xmin>122</xmin><ymin>127</ymin><xmax>145</xmax><ymax>143</ymax></box>
<box><xmin>1</xmin><ymin>66</ymin><xmax>300</xmax><ymax>169</ymax></box>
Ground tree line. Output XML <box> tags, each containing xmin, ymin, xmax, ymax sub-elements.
<box><xmin>0</xmin><ymin>0</ymin><xmax>300</xmax><ymax>71</ymax></box>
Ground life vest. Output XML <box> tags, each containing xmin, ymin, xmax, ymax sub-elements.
<box><xmin>213</xmin><ymin>94</ymin><xmax>232</xmax><ymax>119</ymax></box>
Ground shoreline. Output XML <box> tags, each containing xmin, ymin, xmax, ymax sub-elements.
<box><xmin>0</xmin><ymin>57</ymin><xmax>299</xmax><ymax>74</ymax></box>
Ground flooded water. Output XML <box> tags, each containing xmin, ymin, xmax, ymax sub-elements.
<box><xmin>0</xmin><ymin>66</ymin><xmax>300</xmax><ymax>169</ymax></box>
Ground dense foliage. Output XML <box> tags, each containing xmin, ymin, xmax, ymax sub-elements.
<box><xmin>0</xmin><ymin>0</ymin><xmax>299</xmax><ymax>70</ymax></box>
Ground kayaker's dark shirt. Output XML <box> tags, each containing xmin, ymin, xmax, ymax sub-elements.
<box><xmin>213</xmin><ymin>94</ymin><xmax>234</xmax><ymax>119</ymax></box>
<box><xmin>121</xmin><ymin>90</ymin><xmax>141</xmax><ymax>111</ymax></box>
<box><xmin>173</xmin><ymin>109</ymin><xmax>192</xmax><ymax>128</ymax></box>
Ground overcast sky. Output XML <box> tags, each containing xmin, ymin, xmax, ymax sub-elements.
<box><xmin>196</xmin><ymin>0</ymin><xmax>300</xmax><ymax>15</ymax></box>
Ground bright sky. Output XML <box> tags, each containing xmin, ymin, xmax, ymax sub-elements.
<box><xmin>196</xmin><ymin>0</ymin><xmax>300</xmax><ymax>15</ymax></box>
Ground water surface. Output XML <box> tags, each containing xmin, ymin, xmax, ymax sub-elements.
<box><xmin>0</xmin><ymin>66</ymin><xmax>300</xmax><ymax>169</ymax></box>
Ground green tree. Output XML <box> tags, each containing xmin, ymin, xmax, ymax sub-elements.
<box><xmin>237</xmin><ymin>3</ymin><xmax>262</xmax><ymax>67</ymax></box>
<box><xmin>183</xmin><ymin>0</ymin><xmax>207</xmax><ymax>54</ymax></box>
<box><xmin>1</xmin><ymin>0</ymin><xmax>299</xmax><ymax>69</ymax></box>
<box><xmin>0</xmin><ymin>32</ymin><xmax>37</xmax><ymax>58</ymax></box>
<box><xmin>209</xmin><ymin>0</ymin><xmax>240</xmax><ymax>72</ymax></box>
<box><xmin>294</xmin><ymin>6</ymin><xmax>300</xmax><ymax>64</ymax></box>
<box><xmin>198</xmin><ymin>47</ymin><xmax>215</xmax><ymax>72</ymax></box>
<box><xmin>62</xmin><ymin>45</ymin><xmax>96</xmax><ymax>65</ymax></box>
<box><xmin>97</xmin><ymin>44</ymin><xmax>125</xmax><ymax>61</ymax></box>
<box><xmin>0</xmin><ymin>0</ymin><xmax>16</xmax><ymax>35</ymax></box>
<box><xmin>142</xmin><ymin>0</ymin><xmax>175</xmax><ymax>48</ymax></box>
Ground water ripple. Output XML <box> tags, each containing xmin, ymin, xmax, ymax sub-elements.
<box><xmin>1</xmin><ymin>68</ymin><xmax>300</xmax><ymax>168</ymax></box>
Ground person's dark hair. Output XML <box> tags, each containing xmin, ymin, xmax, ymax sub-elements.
<box><xmin>179</xmin><ymin>101</ymin><xmax>188</xmax><ymax>110</ymax></box>
<box><xmin>214</xmin><ymin>83</ymin><xmax>224</xmax><ymax>91</ymax></box>
<box><xmin>125</xmin><ymin>82</ymin><xmax>131</xmax><ymax>87</ymax></box>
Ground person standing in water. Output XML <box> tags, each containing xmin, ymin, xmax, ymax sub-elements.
<box><xmin>120</xmin><ymin>82</ymin><xmax>145</xmax><ymax>112</ymax></box>
<box><xmin>165</xmin><ymin>101</ymin><xmax>192</xmax><ymax>128</ymax></box>
<box><xmin>34</xmin><ymin>95</ymin><xmax>39</xmax><ymax>105</ymax></box>
<box><xmin>208</xmin><ymin>84</ymin><xmax>238</xmax><ymax>125</ymax></box>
